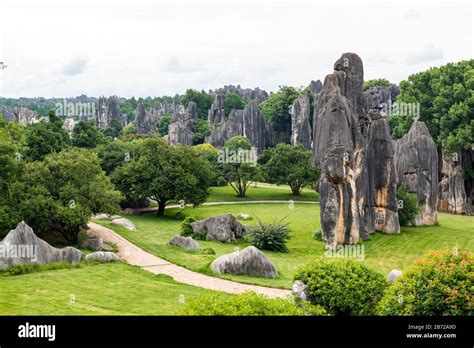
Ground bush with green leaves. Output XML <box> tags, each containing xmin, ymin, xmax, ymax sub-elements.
<box><xmin>377</xmin><ymin>249</ymin><xmax>473</xmax><ymax>316</ymax></box>
<box><xmin>294</xmin><ymin>259</ymin><xmax>387</xmax><ymax>315</ymax></box>
<box><xmin>180</xmin><ymin>291</ymin><xmax>327</xmax><ymax>316</ymax></box>
<box><xmin>396</xmin><ymin>183</ymin><xmax>420</xmax><ymax>226</ymax></box>
<box><xmin>247</xmin><ymin>219</ymin><xmax>291</xmax><ymax>252</ymax></box>
<box><xmin>180</xmin><ymin>216</ymin><xmax>197</xmax><ymax>238</ymax></box>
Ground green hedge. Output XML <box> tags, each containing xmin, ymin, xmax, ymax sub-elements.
<box><xmin>377</xmin><ymin>249</ymin><xmax>473</xmax><ymax>315</ymax></box>
<box><xmin>294</xmin><ymin>259</ymin><xmax>387</xmax><ymax>315</ymax></box>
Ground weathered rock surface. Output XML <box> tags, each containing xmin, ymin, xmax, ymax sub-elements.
<box><xmin>168</xmin><ymin>102</ymin><xmax>197</xmax><ymax>145</ymax></box>
<box><xmin>364</xmin><ymin>84</ymin><xmax>400</xmax><ymax>110</ymax></box>
<box><xmin>111</xmin><ymin>218</ymin><xmax>136</xmax><ymax>231</ymax></box>
<box><xmin>236</xmin><ymin>213</ymin><xmax>251</xmax><ymax>220</ymax></box>
<box><xmin>169</xmin><ymin>235</ymin><xmax>200</xmax><ymax>250</ymax></box>
<box><xmin>136</xmin><ymin>103</ymin><xmax>158</xmax><ymax>134</ymax></box>
<box><xmin>438</xmin><ymin>149</ymin><xmax>472</xmax><ymax>214</ymax></box>
<box><xmin>190</xmin><ymin>214</ymin><xmax>246</xmax><ymax>243</ymax></box>
<box><xmin>290</xmin><ymin>94</ymin><xmax>312</xmax><ymax>149</ymax></box>
<box><xmin>80</xmin><ymin>237</ymin><xmax>103</xmax><ymax>251</ymax></box>
<box><xmin>63</xmin><ymin>117</ymin><xmax>77</xmax><ymax>135</ymax></box>
<box><xmin>210</xmin><ymin>246</ymin><xmax>278</xmax><ymax>278</ymax></box>
<box><xmin>208</xmin><ymin>94</ymin><xmax>225</xmax><ymax>124</ymax></box>
<box><xmin>1</xmin><ymin>106</ymin><xmax>43</xmax><ymax>125</ymax></box>
<box><xmin>213</xmin><ymin>85</ymin><xmax>268</xmax><ymax>103</ymax></box>
<box><xmin>308</xmin><ymin>80</ymin><xmax>322</xmax><ymax>94</ymax></box>
<box><xmin>85</xmin><ymin>251</ymin><xmax>121</xmax><ymax>262</ymax></box>
<box><xmin>96</xmin><ymin>96</ymin><xmax>126</xmax><ymax>129</ymax></box>
<box><xmin>207</xmin><ymin>109</ymin><xmax>244</xmax><ymax>148</ymax></box>
<box><xmin>0</xmin><ymin>221</ymin><xmax>83</xmax><ymax>269</ymax></box>
<box><xmin>387</xmin><ymin>269</ymin><xmax>403</xmax><ymax>283</ymax></box>
<box><xmin>395</xmin><ymin>121</ymin><xmax>438</xmax><ymax>225</ymax></box>
<box><xmin>312</xmin><ymin>52</ymin><xmax>400</xmax><ymax>248</ymax></box>
<box><xmin>291</xmin><ymin>280</ymin><xmax>307</xmax><ymax>302</ymax></box>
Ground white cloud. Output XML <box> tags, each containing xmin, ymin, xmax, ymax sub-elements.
<box><xmin>0</xmin><ymin>0</ymin><xmax>472</xmax><ymax>97</ymax></box>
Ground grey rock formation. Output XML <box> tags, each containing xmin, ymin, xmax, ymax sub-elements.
<box><xmin>1</xmin><ymin>106</ymin><xmax>43</xmax><ymax>125</ymax></box>
<box><xmin>136</xmin><ymin>103</ymin><xmax>160</xmax><ymax>134</ymax></box>
<box><xmin>290</xmin><ymin>94</ymin><xmax>312</xmax><ymax>149</ymax></box>
<box><xmin>208</xmin><ymin>94</ymin><xmax>225</xmax><ymax>124</ymax></box>
<box><xmin>168</xmin><ymin>102</ymin><xmax>197</xmax><ymax>145</ymax></box>
<box><xmin>291</xmin><ymin>280</ymin><xmax>308</xmax><ymax>302</ymax></box>
<box><xmin>364</xmin><ymin>84</ymin><xmax>400</xmax><ymax>110</ymax></box>
<box><xmin>438</xmin><ymin>149</ymin><xmax>470</xmax><ymax>214</ymax></box>
<box><xmin>80</xmin><ymin>237</ymin><xmax>103</xmax><ymax>251</ymax></box>
<box><xmin>395</xmin><ymin>121</ymin><xmax>438</xmax><ymax>225</ymax></box>
<box><xmin>63</xmin><ymin>117</ymin><xmax>77</xmax><ymax>135</ymax></box>
<box><xmin>96</xmin><ymin>96</ymin><xmax>126</xmax><ymax>129</ymax></box>
<box><xmin>207</xmin><ymin>101</ymin><xmax>268</xmax><ymax>152</ymax></box>
<box><xmin>210</xmin><ymin>246</ymin><xmax>278</xmax><ymax>278</ymax></box>
<box><xmin>169</xmin><ymin>235</ymin><xmax>200</xmax><ymax>250</ymax></box>
<box><xmin>213</xmin><ymin>85</ymin><xmax>268</xmax><ymax>103</ymax></box>
<box><xmin>111</xmin><ymin>218</ymin><xmax>136</xmax><ymax>231</ymax></box>
<box><xmin>312</xmin><ymin>53</ymin><xmax>400</xmax><ymax>248</ymax></box>
<box><xmin>308</xmin><ymin>80</ymin><xmax>322</xmax><ymax>94</ymax></box>
<box><xmin>85</xmin><ymin>251</ymin><xmax>121</xmax><ymax>262</ymax></box>
<box><xmin>190</xmin><ymin>214</ymin><xmax>246</xmax><ymax>243</ymax></box>
<box><xmin>0</xmin><ymin>221</ymin><xmax>83</xmax><ymax>269</ymax></box>
<box><xmin>387</xmin><ymin>269</ymin><xmax>403</xmax><ymax>282</ymax></box>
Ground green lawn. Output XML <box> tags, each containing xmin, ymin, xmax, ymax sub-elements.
<box><xmin>207</xmin><ymin>184</ymin><xmax>319</xmax><ymax>202</ymax></box>
<box><xmin>0</xmin><ymin>262</ymin><xmax>230</xmax><ymax>315</ymax></box>
<box><xmin>95</xmin><ymin>204</ymin><xmax>474</xmax><ymax>289</ymax></box>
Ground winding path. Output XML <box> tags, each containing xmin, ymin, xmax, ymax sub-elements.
<box><xmin>87</xmin><ymin>222</ymin><xmax>291</xmax><ymax>298</ymax></box>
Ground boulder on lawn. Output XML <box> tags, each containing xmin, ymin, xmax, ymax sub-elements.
<box><xmin>111</xmin><ymin>218</ymin><xmax>136</xmax><ymax>231</ymax></box>
<box><xmin>94</xmin><ymin>213</ymin><xmax>110</xmax><ymax>219</ymax></box>
<box><xmin>236</xmin><ymin>213</ymin><xmax>251</xmax><ymax>220</ymax></box>
<box><xmin>387</xmin><ymin>269</ymin><xmax>403</xmax><ymax>283</ymax></box>
<box><xmin>291</xmin><ymin>280</ymin><xmax>308</xmax><ymax>302</ymax></box>
<box><xmin>210</xmin><ymin>246</ymin><xmax>278</xmax><ymax>278</ymax></box>
<box><xmin>85</xmin><ymin>251</ymin><xmax>121</xmax><ymax>262</ymax></box>
<box><xmin>169</xmin><ymin>235</ymin><xmax>200</xmax><ymax>251</ymax></box>
<box><xmin>80</xmin><ymin>237</ymin><xmax>103</xmax><ymax>251</ymax></box>
<box><xmin>190</xmin><ymin>214</ymin><xmax>246</xmax><ymax>243</ymax></box>
<box><xmin>0</xmin><ymin>221</ymin><xmax>83</xmax><ymax>269</ymax></box>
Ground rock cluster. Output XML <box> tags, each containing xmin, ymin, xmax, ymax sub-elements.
<box><xmin>135</xmin><ymin>101</ymin><xmax>169</xmax><ymax>134</ymax></box>
<box><xmin>168</xmin><ymin>102</ymin><xmax>197</xmax><ymax>145</ymax></box>
<box><xmin>0</xmin><ymin>222</ymin><xmax>83</xmax><ymax>269</ymax></box>
<box><xmin>189</xmin><ymin>213</ymin><xmax>246</xmax><ymax>243</ymax></box>
<box><xmin>395</xmin><ymin>121</ymin><xmax>438</xmax><ymax>225</ymax></box>
<box><xmin>210</xmin><ymin>246</ymin><xmax>278</xmax><ymax>278</ymax></box>
<box><xmin>0</xmin><ymin>106</ymin><xmax>43</xmax><ymax>125</ymax></box>
<box><xmin>290</xmin><ymin>94</ymin><xmax>312</xmax><ymax>149</ymax></box>
<box><xmin>312</xmin><ymin>53</ymin><xmax>400</xmax><ymax>248</ymax></box>
<box><xmin>213</xmin><ymin>85</ymin><xmax>268</xmax><ymax>103</ymax></box>
<box><xmin>208</xmin><ymin>94</ymin><xmax>225</xmax><ymax>124</ymax></box>
<box><xmin>96</xmin><ymin>96</ymin><xmax>126</xmax><ymax>129</ymax></box>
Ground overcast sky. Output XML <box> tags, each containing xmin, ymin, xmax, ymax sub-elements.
<box><xmin>0</xmin><ymin>0</ymin><xmax>472</xmax><ymax>98</ymax></box>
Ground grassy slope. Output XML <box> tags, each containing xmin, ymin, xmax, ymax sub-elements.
<box><xmin>0</xmin><ymin>262</ymin><xmax>229</xmax><ymax>315</ymax></box>
<box><xmin>95</xmin><ymin>203</ymin><xmax>474</xmax><ymax>289</ymax></box>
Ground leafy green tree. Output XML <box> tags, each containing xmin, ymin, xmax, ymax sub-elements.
<box><xmin>263</xmin><ymin>144</ymin><xmax>319</xmax><ymax>195</ymax></box>
<box><xmin>25</xmin><ymin>110</ymin><xmax>71</xmax><ymax>161</ymax></box>
<box><xmin>260</xmin><ymin>86</ymin><xmax>300</xmax><ymax>142</ymax></box>
<box><xmin>396</xmin><ymin>183</ymin><xmax>420</xmax><ymax>226</ymax></box>
<box><xmin>363</xmin><ymin>78</ymin><xmax>391</xmax><ymax>90</ymax></box>
<box><xmin>72</xmin><ymin>121</ymin><xmax>106</xmax><ymax>148</ymax></box>
<box><xmin>192</xmin><ymin>119</ymin><xmax>211</xmax><ymax>145</ymax></box>
<box><xmin>102</xmin><ymin>119</ymin><xmax>123</xmax><ymax>139</ymax></box>
<box><xmin>96</xmin><ymin>139</ymin><xmax>130</xmax><ymax>175</ymax></box>
<box><xmin>112</xmin><ymin>138</ymin><xmax>212</xmax><ymax>215</ymax></box>
<box><xmin>180</xmin><ymin>89</ymin><xmax>214</xmax><ymax>119</ymax></box>
<box><xmin>223</xmin><ymin>92</ymin><xmax>245</xmax><ymax>116</ymax></box>
<box><xmin>390</xmin><ymin>60</ymin><xmax>474</xmax><ymax>151</ymax></box>
<box><xmin>156</xmin><ymin>114</ymin><xmax>171</xmax><ymax>137</ymax></box>
<box><xmin>221</xmin><ymin>136</ymin><xmax>258</xmax><ymax>197</ymax></box>
<box><xmin>194</xmin><ymin>143</ymin><xmax>225</xmax><ymax>186</ymax></box>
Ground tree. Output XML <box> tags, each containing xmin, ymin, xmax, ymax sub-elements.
<box><xmin>72</xmin><ymin>121</ymin><xmax>106</xmax><ymax>148</ymax></box>
<box><xmin>102</xmin><ymin>119</ymin><xmax>123</xmax><ymax>139</ymax></box>
<box><xmin>180</xmin><ymin>89</ymin><xmax>214</xmax><ymax>119</ymax></box>
<box><xmin>25</xmin><ymin>110</ymin><xmax>71</xmax><ymax>161</ymax></box>
<box><xmin>390</xmin><ymin>60</ymin><xmax>474</xmax><ymax>150</ymax></box>
<box><xmin>221</xmin><ymin>136</ymin><xmax>258</xmax><ymax>197</ymax></box>
<box><xmin>363</xmin><ymin>78</ymin><xmax>391</xmax><ymax>91</ymax></box>
<box><xmin>223</xmin><ymin>92</ymin><xmax>245</xmax><ymax>116</ymax></box>
<box><xmin>96</xmin><ymin>139</ymin><xmax>129</xmax><ymax>175</ymax></box>
<box><xmin>112</xmin><ymin>138</ymin><xmax>212</xmax><ymax>215</ymax></box>
<box><xmin>263</xmin><ymin>144</ymin><xmax>319</xmax><ymax>195</ymax></box>
<box><xmin>194</xmin><ymin>143</ymin><xmax>225</xmax><ymax>186</ymax></box>
<box><xmin>396</xmin><ymin>183</ymin><xmax>420</xmax><ymax>226</ymax></box>
<box><xmin>192</xmin><ymin>119</ymin><xmax>211</xmax><ymax>145</ymax></box>
<box><xmin>156</xmin><ymin>114</ymin><xmax>171</xmax><ymax>136</ymax></box>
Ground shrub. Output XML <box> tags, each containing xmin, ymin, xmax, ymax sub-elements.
<box><xmin>396</xmin><ymin>183</ymin><xmax>420</xmax><ymax>226</ymax></box>
<box><xmin>179</xmin><ymin>291</ymin><xmax>327</xmax><ymax>316</ymax></box>
<box><xmin>201</xmin><ymin>248</ymin><xmax>216</xmax><ymax>255</ymax></box>
<box><xmin>313</xmin><ymin>229</ymin><xmax>323</xmax><ymax>241</ymax></box>
<box><xmin>294</xmin><ymin>259</ymin><xmax>387</xmax><ymax>315</ymax></box>
<box><xmin>377</xmin><ymin>249</ymin><xmax>474</xmax><ymax>316</ymax></box>
<box><xmin>180</xmin><ymin>216</ymin><xmax>197</xmax><ymax>237</ymax></box>
<box><xmin>247</xmin><ymin>219</ymin><xmax>291</xmax><ymax>252</ymax></box>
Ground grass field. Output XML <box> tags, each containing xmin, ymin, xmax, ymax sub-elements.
<box><xmin>95</xmin><ymin>203</ymin><xmax>474</xmax><ymax>289</ymax></box>
<box><xmin>207</xmin><ymin>184</ymin><xmax>319</xmax><ymax>202</ymax></box>
<box><xmin>0</xmin><ymin>262</ymin><xmax>229</xmax><ymax>315</ymax></box>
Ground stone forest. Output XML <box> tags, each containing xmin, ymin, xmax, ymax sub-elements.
<box><xmin>0</xmin><ymin>51</ymin><xmax>473</xmax><ymax>320</ymax></box>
